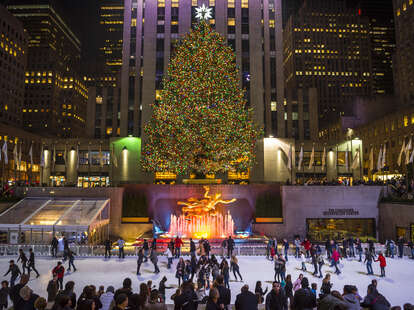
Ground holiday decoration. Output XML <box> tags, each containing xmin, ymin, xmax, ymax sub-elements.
<box><xmin>142</xmin><ymin>21</ymin><xmax>262</xmax><ymax>175</ymax></box>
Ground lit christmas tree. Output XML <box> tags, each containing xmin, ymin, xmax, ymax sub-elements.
<box><xmin>142</xmin><ymin>20</ymin><xmax>262</xmax><ymax>176</ymax></box>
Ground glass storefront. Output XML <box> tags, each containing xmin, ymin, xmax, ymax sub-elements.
<box><xmin>50</xmin><ymin>176</ymin><xmax>66</xmax><ymax>187</ymax></box>
<box><xmin>307</xmin><ymin>218</ymin><xmax>376</xmax><ymax>242</ymax></box>
<box><xmin>77</xmin><ymin>176</ymin><xmax>109</xmax><ymax>188</ymax></box>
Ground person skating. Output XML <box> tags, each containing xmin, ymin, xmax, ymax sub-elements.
<box><xmin>3</xmin><ymin>260</ymin><xmax>21</xmax><ymax>287</ymax></box>
<box><xmin>364</xmin><ymin>248</ymin><xmax>374</xmax><ymax>275</ymax></box>
<box><xmin>375</xmin><ymin>252</ymin><xmax>386</xmax><ymax>277</ymax></box>
<box><xmin>265</xmin><ymin>281</ymin><xmax>288</xmax><ymax>310</ymax></box>
<box><xmin>274</xmin><ymin>255</ymin><xmax>281</xmax><ymax>282</ymax></box>
<box><xmin>299</xmin><ymin>251</ymin><xmax>306</xmax><ymax>271</ymax></box>
<box><xmin>408</xmin><ymin>240</ymin><xmax>414</xmax><ymax>259</ymax></box>
<box><xmin>331</xmin><ymin>248</ymin><xmax>341</xmax><ymax>274</ymax></box>
<box><xmin>235</xmin><ymin>284</ymin><xmax>258</xmax><ymax>310</ymax></box>
<box><xmin>27</xmin><ymin>248</ymin><xmax>40</xmax><ymax>278</ymax></box>
<box><xmin>104</xmin><ymin>238</ymin><xmax>112</xmax><ymax>259</ymax></box>
<box><xmin>52</xmin><ymin>261</ymin><xmax>65</xmax><ymax>290</ymax></box>
<box><xmin>63</xmin><ymin>236</ymin><xmax>69</xmax><ymax>261</ymax></box>
<box><xmin>117</xmin><ymin>237</ymin><xmax>125</xmax><ymax>259</ymax></box>
<box><xmin>17</xmin><ymin>248</ymin><xmax>28</xmax><ymax>274</ymax></box>
<box><xmin>143</xmin><ymin>239</ymin><xmax>149</xmax><ymax>262</ymax></box>
<box><xmin>356</xmin><ymin>238</ymin><xmax>363</xmax><ymax>262</ymax></box>
<box><xmin>190</xmin><ymin>254</ymin><xmax>197</xmax><ymax>282</ymax></box>
<box><xmin>348</xmin><ymin>237</ymin><xmax>355</xmax><ymax>257</ymax></box>
<box><xmin>227</xmin><ymin>236</ymin><xmax>235</xmax><ymax>258</ymax></box>
<box><xmin>176</xmin><ymin>258</ymin><xmax>186</xmax><ymax>287</ymax></box>
<box><xmin>51</xmin><ymin>236</ymin><xmax>58</xmax><ymax>258</ymax></box>
<box><xmin>267</xmin><ymin>238</ymin><xmax>273</xmax><ymax>260</ymax></box>
<box><xmin>311</xmin><ymin>253</ymin><xmax>318</xmax><ymax>276</ymax></box>
<box><xmin>342</xmin><ymin>238</ymin><xmax>348</xmax><ymax>258</ymax></box>
<box><xmin>301</xmin><ymin>238</ymin><xmax>311</xmax><ymax>258</ymax></box>
<box><xmin>283</xmin><ymin>239</ymin><xmax>289</xmax><ymax>261</ymax></box>
<box><xmin>166</xmin><ymin>246</ymin><xmax>173</xmax><ymax>269</ymax></box>
<box><xmin>151</xmin><ymin>238</ymin><xmax>157</xmax><ymax>251</ymax></box>
<box><xmin>368</xmin><ymin>239</ymin><xmax>375</xmax><ymax>257</ymax></box>
<box><xmin>325</xmin><ymin>239</ymin><xmax>332</xmax><ymax>260</ymax></box>
<box><xmin>294</xmin><ymin>237</ymin><xmax>301</xmax><ymax>258</ymax></box>
<box><xmin>150</xmin><ymin>249</ymin><xmax>160</xmax><ymax>274</ymax></box>
<box><xmin>230</xmin><ymin>255</ymin><xmax>243</xmax><ymax>281</ymax></box>
<box><xmin>397</xmin><ymin>236</ymin><xmax>405</xmax><ymax>258</ymax></box>
<box><xmin>317</xmin><ymin>254</ymin><xmax>324</xmax><ymax>278</ymax></box>
<box><xmin>67</xmin><ymin>249</ymin><xmax>76</xmax><ymax>272</ymax></box>
<box><xmin>222</xmin><ymin>259</ymin><xmax>230</xmax><ymax>289</ymax></box>
<box><xmin>190</xmin><ymin>238</ymin><xmax>196</xmax><ymax>257</ymax></box>
<box><xmin>278</xmin><ymin>256</ymin><xmax>286</xmax><ymax>283</ymax></box>
<box><xmin>136</xmin><ymin>248</ymin><xmax>144</xmax><ymax>275</ymax></box>
<box><xmin>175</xmin><ymin>236</ymin><xmax>183</xmax><ymax>258</ymax></box>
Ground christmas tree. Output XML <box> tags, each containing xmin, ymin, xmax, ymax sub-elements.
<box><xmin>142</xmin><ymin>21</ymin><xmax>262</xmax><ymax>176</ymax></box>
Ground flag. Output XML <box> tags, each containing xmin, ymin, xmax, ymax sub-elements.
<box><xmin>345</xmin><ymin>146</ymin><xmax>349</xmax><ymax>170</ymax></box>
<box><xmin>2</xmin><ymin>141</ymin><xmax>7</xmax><ymax>164</ymax></box>
<box><xmin>382</xmin><ymin>143</ymin><xmax>386</xmax><ymax>168</ymax></box>
<box><xmin>13</xmin><ymin>142</ymin><xmax>18</xmax><ymax>169</ymax></box>
<box><xmin>88</xmin><ymin>145</ymin><xmax>91</xmax><ymax>166</ymax></box>
<box><xmin>99</xmin><ymin>144</ymin><xmax>104</xmax><ymax>168</ymax></box>
<box><xmin>298</xmin><ymin>146</ymin><xmax>303</xmax><ymax>170</ymax></box>
<box><xmin>369</xmin><ymin>147</ymin><xmax>374</xmax><ymax>172</ymax></box>
<box><xmin>63</xmin><ymin>144</ymin><xmax>67</xmax><ymax>165</ymax></box>
<box><xmin>308</xmin><ymin>145</ymin><xmax>315</xmax><ymax>170</ymax></box>
<box><xmin>406</xmin><ymin>137</ymin><xmax>412</xmax><ymax>165</ymax></box>
<box><xmin>76</xmin><ymin>144</ymin><xmax>79</xmax><ymax>169</ymax></box>
<box><xmin>40</xmin><ymin>145</ymin><xmax>44</xmax><ymax>167</ymax></box>
<box><xmin>321</xmin><ymin>147</ymin><xmax>326</xmax><ymax>170</ymax></box>
<box><xmin>287</xmin><ymin>144</ymin><xmax>292</xmax><ymax>170</ymax></box>
<box><xmin>377</xmin><ymin>145</ymin><xmax>383</xmax><ymax>171</ymax></box>
<box><xmin>52</xmin><ymin>144</ymin><xmax>56</xmax><ymax>170</ymax></box>
<box><xmin>18</xmin><ymin>143</ymin><xmax>22</xmax><ymax>170</ymax></box>
<box><xmin>351</xmin><ymin>149</ymin><xmax>360</xmax><ymax>170</ymax></box>
<box><xmin>112</xmin><ymin>146</ymin><xmax>118</xmax><ymax>168</ymax></box>
<box><xmin>397</xmin><ymin>139</ymin><xmax>406</xmax><ymax>166</ymax></box>
<box><xmin>29</xmin><ymin>143</ymin><xmax>33</xmax><ymax>167</ymax></box>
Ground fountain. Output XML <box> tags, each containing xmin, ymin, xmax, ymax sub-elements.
<box><xmin>166</xmin><ymin>186</ymin><xmax>236</xmax><ymax>239</ymax></box>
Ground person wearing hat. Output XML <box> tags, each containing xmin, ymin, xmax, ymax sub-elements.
<box><xmin>3</xmin><ymin>260</ymin><xmax>21</xmax><ymax>287</ymax></box>
<box><xmin>292</xmin><ymin>277</ymin><xmax>317</xmax><ymax>310</ymax></box>
<box><xmin>100</xmin><ymin>286</ymin><xmax>115</xmax><ymax>310</ymax></box>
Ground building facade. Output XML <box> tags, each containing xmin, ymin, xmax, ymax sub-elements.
<box><xmin>284</xmin><ymin>0</ymin><xmax>373</xmax><ymax>128</ymax></box>
<box><xmin>7</xmin><ymin>1</ymin><xmax>87</xmax><ymax>138</ymax></box>
<box><xmin>0</xmin><ymin>5</ymin><xmax>27</xmax><ymax>128</ymax></box>
<box><xmin>393</xmin><ymin>0</ymin><xmax>414</xmax><ymax>104</ymax></box>
<box><xmin>99</xmin><ymin>0</ymin><xmax>124</xmax><ymax>73</ymax></box>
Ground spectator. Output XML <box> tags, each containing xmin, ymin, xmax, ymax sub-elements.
<box><xmin>292</xmin><ymin>277</ymin><xmax>317</xmax><ymax>310</ymax></box>
<box><xmin>235</xmin><ymin>285</ymin><xmax>258</xmax><ymax>310</ymax></box>
<box><xmin>265</xmin><ymin>281</ymin><xmax>287</xmax><ymax>310</ymax></box>
<box><xmin>100</xmin><ymin>286</ymin><xmax>114</xmax><ymax>310</ymax></box>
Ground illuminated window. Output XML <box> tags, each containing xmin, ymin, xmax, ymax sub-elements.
<box><xmin>397</xmin><ymin>9</ymin><xmax>401</xmax><ymax>16</ymax></box>
<box><xmin>241</xmin><ymin>0</ymin><xmax>248</xmax><ymax>8</ymax></box>
<box><xmin>131</xmin><ymin>18</ymin><xmax>137</xmax><ymax>27</ymax></box>
<box><xmin>209</xmin><ymin>0</ymin><xmax>215</xmax><ymax>5</ymax></box>
<box><xmin>96</xmin><ymin>96</ymin><xmax>103</xmax><ymax>104</ymax></box>
<box><xmin>172</xmin><ymin>0</ymin><xmax>179</xmax><ymax>7</ymax></box>
<box><xmin>228</xmin><ymin>0</ymin><xmax>235</xmax><ymax>8</ymax></box>
<box><xmin>192</xmin><ymin>0</ymin><xmax>197</xmax><ymax>5</ymax></box>
<box><xmin>404</xmin><ymin>116</ymin><xmax>409</xmax><ymax>127</ymax></box>
<box><xmin>271</xmin><ymin>101</ymin><xmax>277</xmax><ymax>111</ymax></box>
<box><xmin>411</xmin><ymin>114</ymin><xmax>414</xmax><ymax>125</ymax></box>
<box><xmin>403</xmin><ymin>2</ymin><xmax>407</xmax><ymax>10</ymax></box>
<box><xmin>228</xmin><ymin>18</ymin><xmax>235</xmax><ymax>26</ymax></box>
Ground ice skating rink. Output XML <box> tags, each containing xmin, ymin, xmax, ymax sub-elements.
<box><xmin>1</xmin><ymin>255</ymin><xmax>413</xmax><ymax>306</ymax></box>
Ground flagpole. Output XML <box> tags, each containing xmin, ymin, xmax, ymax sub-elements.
<box><xmin>290</xmin><ymin>144</ymin><xmax>293</xmax><ymax>184</ymax></box>
<box><xmin>359</xmin><ymin>146</ymin><xmax>362</xmax><ymax>182</ymax></box>
<box><xmin>302</xmin><ymin>143</ymin><xmax>304</xmax><ymax>185</ymax></box>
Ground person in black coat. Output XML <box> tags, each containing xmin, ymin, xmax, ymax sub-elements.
<box><xmin>152</xmin><ymin>238</ymin><xmax>157</xmax><ymax>250</ymax></box>
<box><xmin>104</xmin><ymin>239</ymin><xmax>112</xmax><ymax>258</ymax></box>
<box><xmin>265</xmin><ymin>281</ymin><xmax>287</xmax><ymax>310</ymax></box>
<box><xmin>17</xmin><ymin>249</ymin><xmax>28</xmax><ymax>274</ymax></box>
<box><xmin>173</xmin><ymin>282</ymin><xmax>198</xmax><ymax>310</ymax></box>
<box><xmin>137</xmin><ymin>248</ymin><xmax>144</xmax><ymax>275</ymax></box>
<box><xmin>4</xmin><ymin>260</ymin><xmax>21</xmax><ymax>288</ymax></box>
<box><xmin>190</xmin><ymin>238</ymin><xmax>196</xmax><ymax>257</ymax></box>
<box><xmin>255</xmin><ymin>281</ymin><xmax>268</xmax><ymax>304</ymax></box>
<box><xmin>51</xmin><ymin>236</ymin><xmax>58</xmax><ymax>257</ymax></box>
<box><xmin>205</xmin><ymin>288</ymin><xmax>221</xmax><ymax>310</ymax></box>
<box><xmin>227</xmin><ymin>236</ymin><xmax>235</xmax><ymax>258</ymax></box>
<box><xmin>215</xmin><ymin>275</ymin><xmax>231</xmax><ymax>310</ymax></box>
<box><xmin>235</xmin><ymin>284</ymin><xmax>258</xmax><ymax>310</ymax></box>
<box><xmin>143</xmin><ymin>239</ymin><xmax>149</xmax><ymax>262</ymax></box>
<box><xmin>9</xmin><ymin>274</ymin><xmax>29</xmax><ymax>308</ymax></box>
<box><xmin>292</xmin><ymin>277</ymin><xmax>317</xmax><ymax>310</ymax></box>
<box><xmin>28</xmin><ymin>248</ymin><xmax>40</xmax><ymax>277</ymax></box>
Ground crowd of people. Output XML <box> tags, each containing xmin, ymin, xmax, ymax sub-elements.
<box><xmin>2</xmin><ymin>235</ymin><xmax>414</xmax><ymax>309</ymax></box>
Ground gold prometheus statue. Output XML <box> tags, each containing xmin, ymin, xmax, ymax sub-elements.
<box><xmin>178</xmin><ymin>186</ymin><xmax>236</xmax><ymax>218</ymax></box>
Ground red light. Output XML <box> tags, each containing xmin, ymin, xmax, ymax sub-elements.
<box><xmin>358</xmin><ymin>8</ymin><xmax>361</xmax><ymax>15</ymax></box>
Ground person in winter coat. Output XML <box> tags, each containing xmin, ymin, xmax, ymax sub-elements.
<box><xmin>356</xmin><ymin>239</ymin><xmax>363</xmax><ymax>262</ymax></box>
<box><xmin>150</xmin><ymin>249</ymin><xmax>160</xmax><ymax>274</ymax></box>
<box><xmin>284</xmin><ymin>275</ymin><xmax>293</xmax><ymax>307</ymax></box>
<box><xmin>331</xmin><ymin>248</ymin><xmax>341</xmax><ymax>274</ymax></box>
<box><xmin>100</xmin><ymin>286</ymin><xmax>114</xmax><ymax>310</ymax></box>
<box><xmin>230</xmin><ymin>255</ymin><xmax>243</xmax><ymax>281</ymax></box>
<box><xmin>375</xmin><ymin>252</ymin><xmax>386</xmax><ymax>277</ymax></box>
<box><xmin>117</xmin><ymin>238</ymin><xmax>125</xmax><ymax>259</ymax></box>
<box><xmin>166</xmin><ymin>247</ymin><xmax>173</xmax><ymax>269</ymax></box>
<box><xmin>222</xmin><ymin>259</ymin><xmax>230</xmax><ymax>289</ymax></box>
<box><xmin>320</xmin><ymin>274</ymin><xmax>332</xmax><ymax>299</ymax></box>
<box><xmin>317</xmin><ymin>254</ymin><xmax>324</xmax><ymax>278</ymax></box>
<box><xmin>47</xmin><ymin>274</ymin><xmax>59</xmax><ymax>303</ymax></box>
<box><xmin>58</xmin><ymin>281</ymin><xmax>77</xmax><ymax>309</ymax></box>
<box><xmin>299</xmin><ymin>252</ymin><xmax>306</xmax><ymax>271</ymax></box>
<box><xmin>0</xmin><ymin>280</ymin><xmax>9</xmax><ymax>310</ymax></box>
<box><xmin>294</xmin><ymin>237</ymin><xmax>301</xmax><ymax>258</ymax></box>
<box><xmin>176</xmin><ymin>258</ymin><xmax>186</xmax><ymax>286</ymax></box>
<box><xmin>361</xmin><ymin>284</ymin><xmax>391</xmax><ymax>310</ymax></box>
<box><xmin>283</xmin><ymin>239</ymin><xmax>289</xmax><ymax>261</ymax></box>
<box><xmin>17</xmin><ymin>249</ymin><xmax>28</xmax><ymax>274</ymax></box>
<box><xmin>293</xmin><ymin>274</ymin><xmax>303</xmax><ymax>292</ymax></box>
<box><xmin>174</xmin><ymin>237</ymin><xmax>183</xmax><ymax>258</ymax></box>
<box><xmin>52</xmin><ymin>261</ymin><xmax>65</xmax><ymax>290</ymax></box>
<box><xmin>104</xmin><ymin>239</ymin><xmax>112</xmax><ymax>259</ymax></box>
<box><xmin>227</xmin><ymin>236</ymin><xmax>235</xmax><ymax>258</ymax></box>
<box><xmin>265</xmin><ymin>281</ymin><xmax>288</xmax><ymax>310</ymax></box>
<box><xmin>205</xmin><ymin>288</ymin><xmax>220</xmax><ymax>310</ymax></box>
<box><xmin>215</xmin><ymin>275</ymin><xmax>231</xmax><ymax>310</ymax></box>
<box><xmin>4</xmin><ymin>260</ymin><xmax>21</xmax><ymax>287</ymax></box>
<box><xmin>292</xmin><ymin>277</ymin><xmax>317</xmax><ymax>310</ymax></box>
<box><xmin>27</xmin><ymin>248</ymin><xmax>40</xmax><ymax>278</ymax></box>
<box><xmin>318</xmin><ymin>291</ymin><xmax>348</xmax><ymax>310</ymax></box>
<box><xmin>342</xmin><ymin>285</ymin><xmax>361</xmax><ymax>310</ymax></box>
<box><xmin>255</xmin><ymin>281</ymin><xmax>268</xmax><ymax>304</ymax></box>
<box><xmin>51</xmin><ymin>236</ymin><xmax>58</xmax><ymax>258</ymax></box>
<box><xmin>311</xmin><ymin>254</ymin><xmax>318</xmax><ymax>276</ymax></box>
<box><xmin>67</xmin><ymin>249</ymin><xmax>76</xmax><ymax>272</ymax></box>
<box><xmin>235</xmin><ymin>284</ymin><xmax>258</xmax><ymax>310</ymax></box>
<box><xmin>145</xmin><ymin>289</ymin><xmax>166</xmax><ymax>310</ymax></box>
<box><xmin>143</xmin><ymin>239</ymin><xmax>149</xmax><ymax>262</ymax></box>
<box><xmin>137</xmin><ymin>248</ymin><xmax>144</xmax><ymax>275</ymax></box>
<box><xmin>364</xmin><ymin>248</ymin><xmax>374</xmax><ymax>275</ymax></box>
<box><xmin>190</xmin><ymin>238</ymin><xmax>196</xmax><ymax>257</ymax></box>
<box><xmin>158</xmin><ymin>276</ymin><xmax>172</xmax><ymax>303</ymax></box>
<box><xmin>301</xmin><ymin>238</ymin><xmax>311</xmax><ymax>258</ymax></box>
<box><xmin>190</xmin><ymin>254</ymin><xmax>197</xmax><ymax>282</ymax></box>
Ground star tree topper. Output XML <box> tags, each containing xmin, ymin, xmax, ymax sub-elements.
<box><xmin>195</xmin><ymin>4</ymin><xmax>213</xmax><ymax>20</ymax></box>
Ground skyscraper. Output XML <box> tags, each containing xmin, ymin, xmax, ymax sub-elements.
<box><xmin>393</xmin><ymin>0</ymin><xmax>414</xmax><ymax>104</ymax></box>
<box><xmin>7</xmin><ymin>0</ymin><xmax>87</xmax><ymax>137</ymax></box>
<box><xmin>99</xmin><ymin>0</ymin><xmax>124</xmax><ymax>73</ymax></box>
<box><xmin>0</xmin><ymin>4</ymin><xmax>27</xmax><ymax>128</ymax></box>
<box><xmin>284</xmin><ymin>0</ymin><xmax>373</xmax><ymax>127</ymax></box>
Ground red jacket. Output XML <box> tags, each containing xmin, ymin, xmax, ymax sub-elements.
<box><xmin>332</xmin><ymin>250</ymin><xmax>340</xmax><ymax>262</ymax></box>
<box><xmin>377</xmin><ymin>254</ymin><xmax>386</xmax><ymax>267</ymax></box>
<box><xmin>302</xmin><ymin>240</ymin><xmax>311</xmax><ymax>251</ymax></box>
<box><xmin>175</xmin><ymin>238</ymin><xmax>183</xmax><ymax>248</ymax></box>
<box><xmin>270</xmin><ymin>247</ymin><xmax>276</xmax><ymax>257</ymax></box>
<box><xmin>52</xmin><ymin>265</ymin><xmax>65</xmax><ymax>279</ymax></box>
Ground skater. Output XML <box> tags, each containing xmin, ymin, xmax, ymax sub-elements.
<box><xmin>176</xmin><ymin>258</ymin><xmax>185</xmax><ymax>287</ymax></box>
<box><xmin>227</xmin><ymin>236</ymin><xmax>235</xmax><ymax>258</ymax></box>
<box><xmin>175</xmin><ymin>236</ymin><xmax>183</xmax><ymax>258</ymax></box>
<box><xmin>143</xmin><ymin>239</ymin><xmax>149</xmax><ymax>262</ymax></box>
<box><xmin>168</xmin><ymin>239</ymin><xmax>175</xmax><ymax>258</ymax></box>
<box><xmin>27</xmin><ymin>248</ymin><xmax>40</xmax><ymax>278</ymax></box>
<box><xmin>331</xmin><ymin>248</ymin><xmax>341</xmax><ymax>274</ymax></box>
<box><xmin>166</xmin><ymin>246</ymin><xmax>173</xmax><ymax>269</ymax></box>
<box><xmin>283</xmin><ymin>239</ymin><xmax>289</xmax><ymax>261</ymax></box>
<box><xmin>0</xmin><ymin>280</ymin><xmax>9</xmax><ymax>310</ymax></box>
<box><xmin>348</xmin><ymin>237</ymin><xmax>355</xmax><ymax>257</ymax></box>
<box><xmin>67</xmin><ymin>249</ymin><xmax>76</xmax><ymax>272</ymax></box>
<box><xmin>204</xmin><ymin>239</ymin><xmax>211</xmax><ymax>257</ymax></box>
<box><xmin>311</xmin><ymin>253</ymin><xmax>318</xmax><ymax>276</ymax></box>
<box><xmin>63</xmin><ymin>236</ymin><xmax>69</xmax><ymax>261</ymax></box>
<box><xmin>52</xmin><ymin>261</ymin><xmax>65</xmax><ymax>290</ymax></box>
<box><xmin>375</xmin><ymin>252</ymin><xmax>386</xmax><ymax>277</ymax></box>
<box><xmin>150</xmin><ymin>249</ymin><xmax>160</xmax><ymax>274</ymax></box>
<box><xmin>300</xmin><ymin>251</ymin><xmax>306</xmax><ymax>271</ymax></box>
<box><xmin>356</xmin><ymin>238</ymin><xmax>363</xmax><ymax>262</ymax></box>
<box><xmin>104</xmin><ymin>238</ymin><xmax>112</xmax><ymax>258</ymax></box>
<box><xmin>302</xmin><ymin>238</ymin><xmax>311</xmax><ymax>258</ymax></box>
<box><xmin>274</xmin><ymin>255</ymin><xmax>281</xmax><ymax>282</ymax></box>
<box><xmin>222</xmin><ymin>260</ymin><xmax>230</xmax><ymax>289</ymax></box>
<box><xmin>266</xmin><ymin>238</ymin><xmax>273</xmax><ymax>260</ymax></box>
<box><xmin>408</xmin><ymin>240</ymin><xmax>414</xmax><ymax>259</ymax></box>
<box><xmin>278</xmin><ymin>256</ymin><xmax>286</xmax><ymax>282</ymax></box>
<box><xmin>230</xmin><ymin>255</ymin><xmax>243</xmax><ymax>281</ymax></box>
<box><xmin>254</xmin><ymin>281</ymin><xmax>268</xmax><ymax>304</ymax></box>
<box><xmin>137</xmin><ymin>248</ymin><xmax>144</xmax><ymax>275</ymax></box>
<box><xmin>190</xmin><ymin>238</ymin><xmax>196</xmax><ymax>257</ymax></box>
<box><xmin>368</xmin><ymin>239</ymin><xmax>375</xmax><ymax>256</ymax></box>
<box><xmin>3</xmin><ymin>260</ymin><xmax>21</xmax><ymax>287</ymax></box>
<box><xmin>151</xmin><ymin>238</ymin><xmax>157</xmax><ymax>251</ymax></box>
<box><xmin>342</xmin><ymin>238</ymin><xmax>348</xmax><ymax>258</ymax></box>
<box><xmin>397</xmin><ymin>236</ymin><xmax>405</xmax><ymax>258</ymax></box>
<box><xmin>325</xmin><ymin>239</ymin><xmax>332</xmax><ymax>259</ymax></box>
<box><xmin>317</xmin><ymin>254</ymin><xmax>324</xmax><ymax>278</ymax></box>
<box><xmin>190</xmin><ymin>254</ymin><xmax>197</xmax><ymax>281</ymax></box>
<box><xmin>294</xmin><ymin>237</ymin><xmax>301</xmax><ymax>258</ymax></box>
<box><xmin>117</xmin><ymin>237</ymin><xmax>125</xmax><ymax>259</ymax></box>
<box><xmin>17</xmin><ymin>249</ymin><xmax>28</xmax><ymax>274</ymax></box>
<box><xmin>51</xmin><ymin>236</ymin><xmax>58</xmax><ymax>258</ymax></box>
<box><xmin>364</xmin><ymin>248</ymin><xmax>374</xmax><ymax>275</ymax></box>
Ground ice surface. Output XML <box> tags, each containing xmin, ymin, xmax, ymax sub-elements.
<box><xmin>1</xmin><ymin>255</ymin><xmax>413</xmax><ymax>306</ymax></box>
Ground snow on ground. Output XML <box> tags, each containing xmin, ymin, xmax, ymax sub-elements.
<box><xmin>0</xmin><ymin>255</ymin><xmax>413</xmax><ymax>306</ymax></box>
